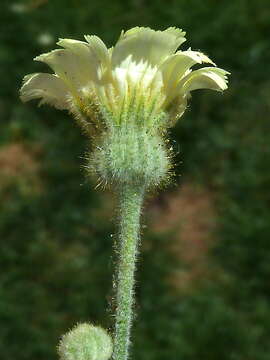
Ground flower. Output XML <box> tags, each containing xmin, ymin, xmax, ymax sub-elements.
<box><xmin>20</xmin><ymin>27</ymin><xmax>229</xmax><ymax>132</ymax></box>
<box><xmin>20</xmin><ymin>27</ymin><xmax>230</xmax><ymax>188</ymax></box>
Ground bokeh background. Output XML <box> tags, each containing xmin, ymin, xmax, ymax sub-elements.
<box><xmin>1</xmin><ymin>0</ymin><xmax>270</xmax><ymax>359</ymax></box>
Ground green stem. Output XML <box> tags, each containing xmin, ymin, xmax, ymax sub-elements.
<box><xmin>113</xmin><ymin>185</ymin><xmax>145</xmax><ymax>360</ymax></box>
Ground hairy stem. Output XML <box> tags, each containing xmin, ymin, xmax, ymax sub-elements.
<box><xmin>113</xmin><ymin>185</ymin><xmax>145</xmax><ymax>360</ymax></box>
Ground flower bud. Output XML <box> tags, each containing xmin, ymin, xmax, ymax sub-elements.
<box><xmin>88</xmin><ymin>124</ymin><xmax>171</xmax><ymax>189</ymax></box>
<box><xmin>58</xmin><ymin>323</ymin><xmax>113</xmax><ymax>360</ymax></box>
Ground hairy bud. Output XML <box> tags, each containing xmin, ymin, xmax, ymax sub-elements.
<box><xmin>88</xmin><ymin>124</ymin><xmax>171</xmax><ymax>189</ymax></box>
<box><xmin>58</xmin><ymin>323</ymin><xmax>113</xmax><ymax>360</ymax></box>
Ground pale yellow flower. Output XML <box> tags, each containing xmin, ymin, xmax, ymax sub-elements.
<box><xmin>20</xmin><ymin>27</ymin><xmax>229</xmax><ymax>130</ymax></box>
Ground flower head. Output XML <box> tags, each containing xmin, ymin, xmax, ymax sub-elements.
<box><xmin>20</xmin><ymin>27</ymin><xmax>229</xmax><ymax>188</ymax></box>
<box><xmin>20</xmin><ymin>27</ymin><xmax>229</xmax><ymax>133</ymax></box>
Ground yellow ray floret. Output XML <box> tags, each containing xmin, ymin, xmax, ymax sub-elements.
<box><xmin>20</xmin><ymin>26</ymin><xmax>229</xmax><ymax>128</ymax></box>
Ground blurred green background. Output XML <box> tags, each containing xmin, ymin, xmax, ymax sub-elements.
<box><xmin>1</xmin><ymin>0</ymin><xmax>270</xmax><ymax>359</ymax></box>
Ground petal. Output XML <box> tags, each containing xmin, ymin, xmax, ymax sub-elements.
<box><xmin>112</xmin><ymin>26</ymin><xmax>186</xmax><ymax>68</ymax></box>
<box><xmin>35</xmin><ymin>38</ymin><xmax>110</xmax><ymax>92</ymax></box>
<box><xmin>84</xmin><ymin>35</ymin><xmax>110</xmax><ymax>66</ymax></box>
<box><xmin>179</xmin><ymin>67</ymin><xmax>230</xmax><ymax>93</ymax></box>
<box><xmin>35</xmin><ymin>49</ymin><xmax>90</xmax><ymax>89</ymax></box>
<box><xmin>57</xmin><ymin>38</ymin><xmax>93</xmax><ymax>59</ymax></box>
<box><xmin>20</xmin><ymin>73</ymin><xmax>70</xmax><ymax>109</ymax></box>
<box><xmin>164</xmin><ymin>27</ymin><xmax>187</xmax><ymax>46</ymax></box>
<box><xmin>57</xmin><ymin>36</ymin><xmax>110</xmax><ymax>84</ymax></box>
<box><xmin>58</xmin><ymin>37</ymin><xmax>110</xmax><ymax>82</ymax></box>
<box><xmin>159</xmin><ymin>50</ymin><xmax>216</xmax><ymax>91</ymax></box>
<box><xmin>112</xmin><ymin>66</ymin><xmax>128</xmax><ymax>97</ymax></box>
